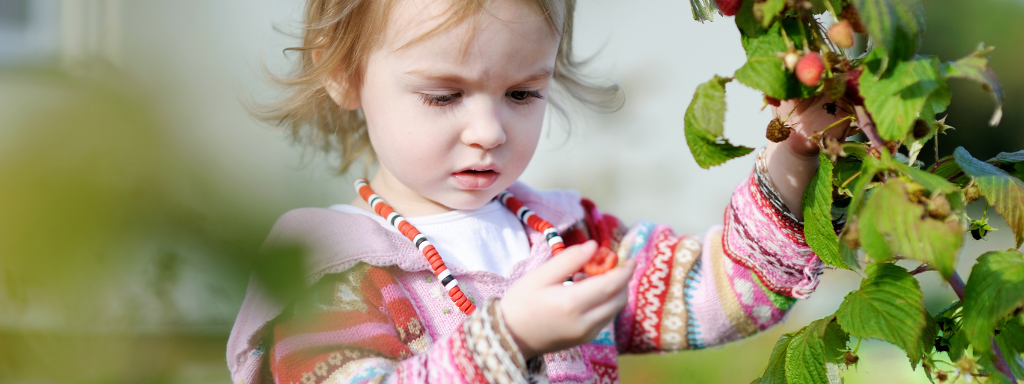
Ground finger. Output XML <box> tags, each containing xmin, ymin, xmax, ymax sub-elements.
<box><xmin>528</xmin><ymin>240</ymin><xmax>597</xmax><ymax>285</ymax></box>
<box><xmin>581</xmin><ymin>284</ymin><xmax>629</xmax><ymax>331</ymax></box>
<box><xmin>564</xmin><ymin>259</ymin><xmax>635</xmax><ymax>310</ymax></box>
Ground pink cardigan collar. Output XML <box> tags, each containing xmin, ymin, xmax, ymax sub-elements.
<box><xmin>226</xmin><ymin>182</ymin><xmax>584</xmax><ymax>383</ymax></box>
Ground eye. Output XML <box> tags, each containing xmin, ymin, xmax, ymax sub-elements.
<box><xmin>420</xmin><ymin>93</ymin><xmax>461</xmax><ymax>107</ymax></box>
<box><xmin>507</xmin><ymin>90</ymin><xmax>543</xmax><ymax>104</ymax></box>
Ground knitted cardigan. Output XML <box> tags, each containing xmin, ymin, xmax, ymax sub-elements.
<box><xmin>226</xmin><ymin>166</ymin><xmax>824</xmax><ymax>384</ymax></box>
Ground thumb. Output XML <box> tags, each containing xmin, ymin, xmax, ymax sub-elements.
<box><xmin>530</xmin><ymin>240</ymin><xmax>597</xmax><ymax>285</ymax></box>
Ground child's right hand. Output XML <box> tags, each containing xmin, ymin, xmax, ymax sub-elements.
<box><xmin>499</xmin><ymin>241</ymin><xmax>636</xmax><ymax>360</ymax></box>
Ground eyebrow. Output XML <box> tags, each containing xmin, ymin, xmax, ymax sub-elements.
<box><xmin>405</xmin><ymin>67</ymin><xmax>554</xmax><ymax>85</ymax></box>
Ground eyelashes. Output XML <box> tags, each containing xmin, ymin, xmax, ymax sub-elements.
<box><xmin>419</xmin><ymin>90</ymin><xmax>543</xmax><ymax>108</ymax></box>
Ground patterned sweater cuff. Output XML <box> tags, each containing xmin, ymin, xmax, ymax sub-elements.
<box><xmin>463</xmin><ymin>298</ymin><xmax>547</xmax><ymax>384</ymax></box>
<box><xmin>722</xmin><ymin>148</ymin><xmax>823</xmax><ymax>300</ymax></box>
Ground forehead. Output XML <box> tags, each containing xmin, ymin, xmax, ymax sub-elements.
<box><xmin>382</xmin><ymin>0</ymin><xmax>560</xmax><ymax>61</ymax></box>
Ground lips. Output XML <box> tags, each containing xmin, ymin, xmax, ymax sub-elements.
<box><xmin>453</xmin><ymin>166</ymin><xmax>499</xmax><ymax>190</ymax></box>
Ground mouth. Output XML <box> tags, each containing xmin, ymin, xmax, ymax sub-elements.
<box><xmin>452</xmin><ymin>166</ymin><xmax>500</xmax><ymax>190</ymax></box>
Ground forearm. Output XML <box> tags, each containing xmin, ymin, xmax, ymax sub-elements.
<box><xmin>764</xmin><ymin>141</ymin><xmax>820</xmax><ymax>221</ymax></box>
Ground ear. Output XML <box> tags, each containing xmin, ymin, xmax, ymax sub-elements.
<box><xmin>312</xmin><ymin>50</ymin><xmax>361</xmax><ymax>111</ymax></box>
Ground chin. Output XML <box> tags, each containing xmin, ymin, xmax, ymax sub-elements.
<box><xmin>439</xmin><ymin>187</ymin><xmax>504</xmax><ymax>211</ymax></box>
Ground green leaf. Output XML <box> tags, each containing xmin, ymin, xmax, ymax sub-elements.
<box><xmin>753</xmin><ymin>317</ymin><xmax>850</xmax><ymax>384</ymax></box>
<box><xmin>895</xmin><ymin>163</ymin><xmax>967</xmax><ymax>213</ymax></box>
<box><xmin>849</xmin><ymin>0</ymin><xmax>925</xmax><ymax>72</ymax></box>
<box><xmin>928</xmin><ymin>77</ymin><xmax>952</xmax><ymax>115</ymax></box>
<box><xmin>856</xmin><ymin>180</ymin><xmax>962</xmax><ymax>278</ymax></box>
<box><xmin>753</xmin><ymin>334</ymin><xmax>793</xmax><ymax>384</ymax></box>
<box><xmin>803</xmin><ymin>153</ymin><xmax>847</xmax><ymax>269</ymax></box>
<box><xmin>859</xmin><ymin>53</ymin><xmax>943</xmax><ymax>142</ymax></box>
<box><xmin>754</xmin><ymin>0</ymin><xmax>786</xmax><ymax>28</ymax></box>
<box><xmin>735</xmin><ymin>0</ymin><xmax>765</xmax><ymax>38</ymax></box>
<box><xmin>785</xmin><ymin>318</ymin><xmax>847</xmax><ymax>384</ymax></box>
<box><xmin>735</xmin><ymin>24</ymin><xmax>815</xmax><ymax>100</ymax></box>
<box><xmin>963</xmin><ymin>249</ymin><xmax>1024</xmax><ymax>354</ymax></box>
<box><xmin>941</xmin><ymin>44</ymin><xmax>1005</xmax><ymax>126</ymax></box>
<box><xmin>836</xmin><ymin>262</ymin><xmax>930</xmax><ymax>364</ymax></box>
<box><xmin>684</xmin><ymin>76</ymin><xmax>755</xmax><ymax>169</ymax></box>
<box><xmin>994</xmin><ymin>318</ymin><xmax>1024</xmax><ymax>379</ymax></box>
<box><xmin>954</xmin><ymin>147</ymin><xmax>1024</xmax><ymax>248</ymax></box>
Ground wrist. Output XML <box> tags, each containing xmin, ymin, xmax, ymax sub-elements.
<box><xmin>497</xmin><ymin>298</ymin><xmax>538</xmax><ymax>360</ymax></box>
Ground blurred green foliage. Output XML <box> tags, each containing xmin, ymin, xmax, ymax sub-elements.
<box><xmin>917</xmin><ymin>0</ymin><xmax>1024</xmax><ymax>162</ymax></box>
<box><xmin>0</xmin><ymin>69</ymin><xmax>307</xmax><ymax>383</ymax></box>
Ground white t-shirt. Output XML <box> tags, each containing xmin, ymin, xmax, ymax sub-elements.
<box><xmin>328</xmin><ymin>201</ymin><xmax>532</xmax><ymax>277</ymax></box>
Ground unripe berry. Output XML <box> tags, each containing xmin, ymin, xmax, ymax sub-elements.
<box><xmin>715</xmin><ymin>0</ymin><xmax>742</xmax><ymax>16</ymax></box>
<box><xmin>796</xmin><ymin>52</ymin><xmax>825</xmax><ymax>87</ymax></box>
<box><xmin>783</xmin><ymin>52</ymin><xmax>800</xmax><ymax>72</ymax></box>
<box><xmin>829</xmin><ymin>21</ymin><xmax>855</xmax><ymax>49</ymax></box>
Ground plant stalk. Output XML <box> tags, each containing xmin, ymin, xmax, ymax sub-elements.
<box><xmin>853</xmin><ymin>105</ymin><xmax>886</xmax><ymax>153</ymax></box>
<box><xmin>948</xmin><ymin>271</ymin><xmax>1018</xmax><ymax>381</ymax></box>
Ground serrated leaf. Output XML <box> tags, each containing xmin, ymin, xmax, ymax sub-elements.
<box><xmin>836</xmin><ymin>262</ymin><xmax>930</xmax><ymax>363</ymax></box>
<box><xmin>859</xmin><ymin>53</ymin><xmax>942</xmax><ymax>141</ymax></box>
<box><xmin>954</xmin><ymin>147</ymin><xmax>1024</xmax><ymax>248</ymax></box>
<box><xmin>941</xmin><ymin>44</ymin><xmax>1004</xmax><ymax>126</ymax></box>
<box><xmin>994</xmin><ymin>319</ymin><xmax>1024</xmax><ymax>379</ymax></box>
<box><xmin>804</xmin><ymin>153</ymin><xmax>847</xmax><ymax>269</ymax></box>
<box><xmin>785</xmin><ymin>317</ymin><xmax>847</xmax><ymax>384</ymax></box>
<box><xmin>850</xmin><ymin>0</ymin><xmax>925</xmax><ymax>72</ymax></box>
<box><xmin>741</xmin><ymin>22</ymin><xmax>787</xmax><ymax>59</ymax></box>
<box><xmin>753</xmin><ymin>317</ymin><xmax>849</xmax><ymax>384</ymax></box>
<box><xmin>856</xmin><ymin>180</ymin><xmax>962</xmax><ymax>278</ymax></box>
<box><xmin>753</xmin><ymin>334</ymin><xmax>793</xmax><ymax>384</ymax></box>
<box><xmin>754</xmin><ymin>0</ymin><xmax>786</xmax><ymax>28</ymax></box>
<box><xmin>735</xmin><ymin>0</ymin><xmax>765</xmax><ymax>38</ymax></box>
<box><xmin>684</xmin><ymin>76</ymin><xmax>755</xmax><ymax>169</ymax></box>
<box><xmin>963</xmin><ymin>249</ymin><xmax>1024</xmax><ymax>354</ymax></box>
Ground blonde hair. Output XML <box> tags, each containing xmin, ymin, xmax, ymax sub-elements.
<box><xmin>255</xmin><ymin>0</ymin><xmax>624</xmax><ymax>174</ymax></box>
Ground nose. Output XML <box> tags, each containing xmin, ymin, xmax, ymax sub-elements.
<box><xmin>460</xmin><ymin>97</ymin><xmax>506</xmax><ymax>150</ymax></box>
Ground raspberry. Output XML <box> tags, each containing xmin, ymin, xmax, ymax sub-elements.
<box><xmin>844</xmin><ymin>69</ymin><xmax>864</xmax><ymax>105</ymax></box>
<box><xmin>765</xmin><ymin>118</ymin><xmax>791</xmax><ymax>142</ymax></box>
<box><xmin>926</xmin><ymin>194</ymin><xmax>951</xmax><ymax>219</ymax></box>
<box><xmin>765</xmin><ymin>95</ymin><xmax>782</xmax><ymax>107</ymax></box>
<box><xmin>715</xmin><ymin>0</ymin><xmax>742</xmax><ymax>16</ymax></box>
<box><xmin>829</xmin><ymin>21</ymin><xmax>855</xmax><ymax>49</ymax></box>
<box><xmin>796</xmin><ymin>52</ymin><xmax>824</xmax><ymax>87</ymax></box>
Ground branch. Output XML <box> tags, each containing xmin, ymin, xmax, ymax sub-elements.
<box><xmin>948</xmin><ymin>271</ymin><xmax>1018</xmax><ymax>382</ymax></box>
<box><xmin>853</xmin><ymin>105</ymin><xmax>886</xmax><ymax>153</ymax></box>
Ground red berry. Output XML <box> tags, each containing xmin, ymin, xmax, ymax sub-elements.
<box><xmin>844</xmin><ymin>69</ymin><xmax>864</xmax><ymax>104</ymax></box>
<box><xmin>829</xmin><ymin>21</ymin><xmax>855</xmax><ymax>49</ymax></box>
<box><xmin>715</xmin><ymin>0</ymin><xmax>742</xmax><ymax>16</ymax></box>
<box><xmin>765</xmin><ymin>95</ymin><xmax>782</xmax><ymax>107</ymax></box>
<box><xmin>795</xmin><ymin>52</ymin><xmax>824</xmax><ymax>87</ymax></box>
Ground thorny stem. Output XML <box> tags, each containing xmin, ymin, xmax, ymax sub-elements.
<box><xmin>948</xmin><ymin>271</ymin><xmax>1018</xmax><ymax>382</ymax></box>
<box><xmin>934</xmin><ymin>128</ymin><xmax>941</xmax><ymax>167</ymax></box>
<box><xmin>853</xmin><ymin>105</ymin><xmax>886</xmax><ymax>153</ymax></box>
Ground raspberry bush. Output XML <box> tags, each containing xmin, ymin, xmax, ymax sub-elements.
<box><xmin>684</xmin><ymin>0</ymin><xmax>1023</xmax><ymax>382</ymax></box>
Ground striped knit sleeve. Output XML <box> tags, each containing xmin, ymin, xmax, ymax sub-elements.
<box><xmin>268</xmin><ymin>263</ymin><xmax>543</xmax><ymax>384</ymax></box>
<box><xmin>610</xmin><ymin>152</ymin><xmax>823</xmax><ymax>353</ymax></box>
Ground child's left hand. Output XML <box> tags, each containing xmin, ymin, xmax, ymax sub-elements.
<box><xmin>764</xmin><ymin>95</ymin><xmax>855</xmax><ymax>219</ymax></box>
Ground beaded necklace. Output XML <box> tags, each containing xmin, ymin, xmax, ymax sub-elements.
<box><xmin>354</xmin><ymin>178</ymin><xmax>565</xmax><ymax>315</ymax></box>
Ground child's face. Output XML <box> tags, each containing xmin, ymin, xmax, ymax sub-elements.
<box><xmin>355</xmin><ymin>0</ymin><xmax>559</xmax><ymax>214</ymax></box>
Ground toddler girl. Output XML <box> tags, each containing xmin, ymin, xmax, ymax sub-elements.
<box><xmin>227</xmin><ymin>0</ymin><xmax>850</xmax><ymax>383</ymax></box>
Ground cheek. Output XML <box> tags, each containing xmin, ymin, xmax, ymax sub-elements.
<box><xmin>504</xmin><ymin>103</ymin><xmax>545</xmax><ymax>167</ymax></box>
